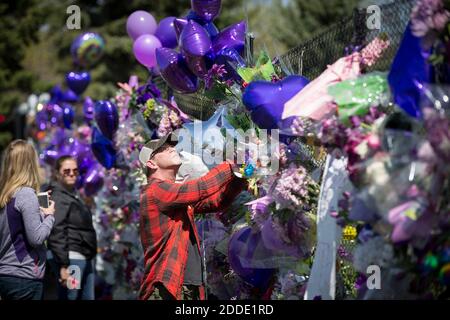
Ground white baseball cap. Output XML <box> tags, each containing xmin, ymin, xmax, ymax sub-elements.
<box><xmin>139</xmin><ymin>132</ymin><xmax>178</xmax><ymax>166</ymax></box>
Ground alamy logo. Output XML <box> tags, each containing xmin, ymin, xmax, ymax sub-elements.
<box><xmin>66</xmin><ymin>5</ymin><xmax>81</xmax><ymax>30</ymax></box>
<box><xmin>366</xmin><ymin>265</ymin><xmax>381</xmax><ymax>290</ymax></box>
<box><xmin>366</xmin><ymin>5</ymin><xmax>381</xmax><ymax>30</ymax></box>
<box><xmin>66</xmin><ymin>265</ymin><xmax>81</xmax><ymax>290</ymax></box>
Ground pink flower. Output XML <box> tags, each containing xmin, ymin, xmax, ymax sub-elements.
<box><xmin>272</xmin><ymin>164</ymin><xmax>317</xmax><ymax>210</ymax></box>
<box><xmin>411</xmin><ymin>0</ymin><xmax>450</xmax><ymax>40</ymax></box>
<box><xmin>361</xmin><ymin>37</ymin><xmax>390</xmax><ymax>67</ymax></box>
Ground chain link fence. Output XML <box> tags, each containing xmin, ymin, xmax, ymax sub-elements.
<box><xmin>155</xmin><ymin>0</ymin><xmax>415</xmax><ymax>120</ymax></box>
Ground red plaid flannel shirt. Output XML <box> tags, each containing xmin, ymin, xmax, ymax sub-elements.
<box><xmin>138</xmin><ymin>162</ymin><xmax>246</xmax><ymax>300</ymax></box>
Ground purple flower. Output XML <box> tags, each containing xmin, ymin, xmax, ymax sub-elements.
<box><xmin>205</xmin><ymin>64</ymin><xmax>228</xmax><ymax>90</ymax></box>
<box><xmin>337</xmin><ymin>244</ymin><xmax>353</xmax><ymax>260</ymax></box>
<box><xmin>245</xmin><ymin>196</ymin><xmax>273</xmax><ymax>229</ymax></box>
<box><xmin>411</xmin><ymin>0</ymin><xmax>450</xmax><ymax>45</ymax></box>
<box><xmin>354</xmin><ymin>274</ymin><xmax>367</xmax><ymax>290</ymax></box>
<box><xmin>136</xmin><ymin>81</ymin><xmax>161</xmax><ymax>105</ymax></box>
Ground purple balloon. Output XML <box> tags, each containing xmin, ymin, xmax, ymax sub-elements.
<box><xmin>76</xmin><ymin>143</ymin><xmax>95</xmax><ymax>174</ymax></box>
<box><xmin>174</xmin><ymin>18</ymin><xmax>189</xmax><ymax>40</ymax></box>
<box><xmin>203</xmin><ymin>22</ymin><xmax>219</xmax><ymax>39</ymax></box>
<box><xmin>40</xmin><ymin>148</ymin><xmax>60</xmax><ymax>166</ymax></box>
<box><xmin>126</xmin><ymin>11</ymin><xmax>157</xmax><ymax>40</ymax></box>
<box><xmin>62</xmin><ymin>89</ymin><xmax>78</xmax><ymax>103</ymax></box>
<box><xmin>133</xmin><ymin>34</ymin><xmax>162</xmax><ymax>68</ymax></box>
<box><xmin>212</xmin><ymin>21</ymin><xmax>247</xmax><ymax>55</ymax></box>
<box><xmin>214</xmin><ymin>47</ymin><xmax>246</xmax><ymax>81</ymax></box>
<box><xmin>36</xmin><ymin>111</ymin><xmax>48</xmax><ymax>131</ymax></box>
<box><xmin>228</xmin><ymin>227</ymin><xmax>276</xmax><ymax>290</ymax></box>
<box><xmin>186</xmin><ymin>9</ymin><xmax>207</xmax><ymax>24</ymax></box>
<box><xmin>185</xmin><ymin>10</ymin><xmax>219</xmax><ymax>40</ymax></box>
<box><xmin>58</xmin><ymin>137</ymin><xmax>82</xmax><ymax>158</ymax></box>
<box><xmin>155</xmin><ymin>17</ymin><xmax>178</xmax><ymax>49</ymax></box>
<box><xmin>50</xmin><ymin>85</ymin><xmax>63</xmax><ymax>103</ymax></box>
<box><xmin>84</xmin><ymin>165</ymin><xmax>104</xmax><ymax>196</ymax></box>
<box><xmin>62</xmin><ymin>103</ymin><xmax>74</xmax><ymax>129</ymax></box>
<box><xmin>46</xmin><ymin>103</ymin><xmax>64</xmax><ymax>127</ymax></box>
<box><xmin>242</xmin><ymin>75</ymin><xmax>310</xmax><ymax>129</ymax></box>
<box><xmin>83</xmin><ymin>97</ymin><xmax>95</xmax><ymax>124</ymax></box>
<box><xmin>156</xmin><ymin>47</ymin><xmax>199</xmax><ymax>93</ymax></box>
<box><xmin>94</xmin><ymin>100</ymin><xmax>119</xmax><ymax>140</ymax></box>
<box><xmin>51</xmin><ymin>128</ymin><xmax>67</xmax><ymax>146</ymax></box>
<box><xmin>183</xmin><ymin>50</ymin><xmax>210</xmax><ymax>77</ymax></box>
<box><xmin>180</xmin><ymin>20</ymin><xmax>211</xmax><ymax>56</ymax></box>
<box><xmin>66</xmin><ymin>71</ymin><xmax>91</xmax><ymax>95</ymax></box>
<box><xmin>191</xmin><ymin>0</ymin><xmax>222</xmax><ymax>22</ymax></box>
<box><xmin>91</xmin><ymin>127</ymin><xmax>117</xmax><ymax>169</ymax></box>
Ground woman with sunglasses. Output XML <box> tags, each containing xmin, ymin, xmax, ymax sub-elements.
<box><xmin>45</xmin><ymin>155</ymin><xmax>97</xmax><ymax>300</ymax></box>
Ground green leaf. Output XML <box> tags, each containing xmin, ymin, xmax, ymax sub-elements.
<box><xmin>237</xmin><ymin>50</ymin><xmax>276</xmax><ymax>83</ymax></box>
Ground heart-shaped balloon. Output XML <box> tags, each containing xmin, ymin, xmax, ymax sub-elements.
<box><xmin>180</xmin><ymin>20</ymin><xmax>211</xmax><ymax>57</ymax></box>
<box><xmin>91</xmin><ymin>127</ymin><xmax>117</xmax><ymax>169</ymax></box>
<box><xmin>212</xmin><ymin>21</ymin><xmax>247</xmax><ymax>55</ymax></box>
<box><xmin>228</xmin><ymin>227</ymin><xmax>276</xmax><ymax>290</ymax></box>
<box><xmin>242</xmin><ymin>75</ymin><xmax>310</xmax><ymax>129</ymax></box>
<box><xmin>156</xmin><ymin>47</ymin><xmax>199</xmax><ymax>93</ymax></box>
<box><xmin>94</xmin><ymin>100</ymin><xmax>119</xmax><ymax>140</ymax></box>
<box><xmin>66</xmin><ymin>71</ymin><xmax>91</xmax><ymax>95</ymax></box>
<box><xmin>191</xmin><ymin>0</ymin><xmax>222</xmax><ymax>22</ymax></box>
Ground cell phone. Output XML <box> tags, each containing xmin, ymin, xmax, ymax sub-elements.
<box><xmin>38</xmin><ymin>192</ymin><xmax>49</xmax><ymax>208</ymax></box>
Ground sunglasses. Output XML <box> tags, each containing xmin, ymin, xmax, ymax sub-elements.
<box><xmin>62</xmin><ymin>168</ymin><xmax>79</xmax><ymax>177</ymax></box>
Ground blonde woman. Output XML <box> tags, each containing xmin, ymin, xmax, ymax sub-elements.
<box><xmin>0</xmin><ymin>140</ymin><xmax>55</xmax><ymax>300</ymax></box>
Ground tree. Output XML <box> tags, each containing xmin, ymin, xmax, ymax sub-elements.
<box><xmin>0</xmin><ymin>0</ymin><xmax>48</xmax><ymax>149</ymax></box>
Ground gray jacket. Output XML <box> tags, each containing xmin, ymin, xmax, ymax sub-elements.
<box><xmin>0</xmin><ymin>187</ymin><xmax>55</xmax><ymax>279</ymax></box>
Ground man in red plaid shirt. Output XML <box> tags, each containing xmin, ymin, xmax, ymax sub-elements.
<box><xmin>138</xmin><ymin>132</ymin><xmax>247</xmax><ymax>300</ymax></box>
